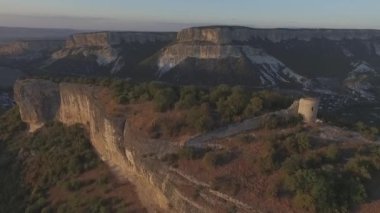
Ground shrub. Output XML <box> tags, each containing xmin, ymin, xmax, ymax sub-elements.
<box><xmin>243</xmin><ymin>96</ymin><xmax>263</xmax><ymax>117</ymax></box>
<box><xmin>150</xmin><ymin>115</ymin><xmax>186</xmax><ymax>138</ymax></box>
<box><xmin>153</xmin><ymin>88</ymin><xmax>178</xmax><ymax>112</ymax></box>
<box><xmin>283</xmin><ymin>155</ymin><xmax>303</xmax><ymax>174</ymax></box>
<box><xmin>325</xmin><ymin>144</ymin><xmax>339</xmax><ymax>162</ymax></box>
<box><xmin>259</xmin><ymin>140</ymin><xmax>283</xmax><ymax>173</ymax></box>
<box><xmin>216</xmin><ymin>86</ymin><xmax>249</xmax><ymax>122</ymax></box>
<box><xmin>186</xmin><ymin>103</ymin><xmax>215</xmax><ymax>132</ymax></box>
<box><xmin>260</xmin><ymin>114</ymin><xmax>283</xmax><ymax>129</ymax></box>
<box><xmin>295</xmin><ymin>133</ymin><xmax>311</xmax><ymax>152</ymax></box>
<box><xmin>209</xmin><ymin>84</ymin><xmax>231</xmax><ymax>103</ymax></box>
<box><xmin>355</xmin><ymin>122</ymin><xmax>380</xmax><ymax>141</ymax></box>
<box><xmin>344</xmin><ymin>156</ymin><xmax>373</xmax><ymax>180</ymax></box>
<box><xmin>203</xmin><ymin>151</ymin><xmax>235</xmax><ymax>168</ymax></box>
<box><xmin>176</xmin><ymin>86</ymin><xmax>201</xmax><ymax>109</ymax></box>
<box><xmin>284</xmin><ymin>133</ymin><xmax>311</xmax><ymax>154</ymax></box>
<box><xmin>285</xmin><ymin>169</ymin><xmax>367</xmax><ymax>213</ymax></box>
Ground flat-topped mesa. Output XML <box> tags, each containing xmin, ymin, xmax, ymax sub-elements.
<box><xmin>0</xmin><ymin>40</ymin><xmax>64</xmax><ymax>56</ymax></box>
<box><xmin>65</xmin><ymin>31</ymin><xmax>177</xmax><ymax>48</ymax></box>
<box><xmin>177</xmin><ymin>26</ymin><xmax>254</xmax><ymax>44</ymax></box>
<box><xmin>177</xmin><ymin>26</ymin><xmax>380</xmax><ymax>44</ymax></box>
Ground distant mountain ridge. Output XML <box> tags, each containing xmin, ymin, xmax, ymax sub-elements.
<box><xmin>0</xmin><ymin>26</ymin><xmax>85</xmax><ymax>43</ymax></box>
<box><xmin>0</xmin><ymin>25</ymin><xmax>379</xmax><ymax>103</ymax></box>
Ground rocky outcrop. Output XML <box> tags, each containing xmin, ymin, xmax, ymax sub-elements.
<box><xmin>50</xmin><ymin>31</ymin><xmax>176</xmax><ymax>74</ymax></box>
<box><xmin>157</xmin><ymin>26</ymin><xmax>380</xmax><ymax>93</ymax></box>
<box><xmin>14</xmin><ymin>80</ymin><xmax>60</xmax><ymax>132</ymax></box>
<box><xmin>15</xmin><ymin>79</ymin><xmax>261</xmax><ymax>212</ymax></box>
<box><xmin>158</xmin><ymin>43</ymin><xmax>307</xmax><ymax>86</ymax></box>
<box><xmin>158</xmin><ymin>26</ymin><xmax>315</xmax><ymax>86</ymax></box>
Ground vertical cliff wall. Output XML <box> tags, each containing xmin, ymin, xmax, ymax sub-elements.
<box><xmin>14</xmin><ymin>79</ymin><xmax>264</xmax><ymax>213</ymax></box>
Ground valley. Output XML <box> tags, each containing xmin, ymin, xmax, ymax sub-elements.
<box><xmin>0</xmin><ymin>25</ymin><xmax>380</xmax><ymax>213</ymax></box>
<box><xmin>5</xmin><ymin>78</ymin><xmax>378</xmax><ymax>212</ymax></box>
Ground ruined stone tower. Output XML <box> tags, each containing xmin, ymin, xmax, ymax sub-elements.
<box><xmin>298</xmin><ymin>97</ymin><xmax>320</xmax><ymax>123</ymax></box>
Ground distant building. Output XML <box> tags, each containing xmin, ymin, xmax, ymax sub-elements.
<box><xmin>298</xmin><ymin>97</ymin><xmax>320</xmax><ymax>123</ymax></box>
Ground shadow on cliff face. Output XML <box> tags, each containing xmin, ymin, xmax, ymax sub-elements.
<box><xmin>0</xmin><ymin>108</ymin><xmax>146</xmax><ymax>213</ymax></box>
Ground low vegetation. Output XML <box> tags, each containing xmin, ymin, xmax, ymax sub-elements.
<box><xmin>175</xmin><ymin>123</ymin><xmax>380</xmax><ymax>213</ymax></box>
<box><xmin>37</xmin><ymin>76</ymin><xmax>295</xmax><ymax>136</ymax></box>
<box><xmin>0</xmin><ymin>108</ymin><xmax>143</xmax><ymax>213</ymax></box>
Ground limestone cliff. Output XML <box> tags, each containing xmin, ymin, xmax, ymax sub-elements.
<box><xmin>50</xmin><ymin>31</ymin><xmax>176</xmax><ymax>74</ymax></box>
<box><xmin>157</xmin><ymin>26</ymin><xmax>380</xmax><ymax>96</ymax></box>
<box><xmin>158</xmin><ymin>27</ymin><xmax>313</xmax><ymax>86</ymax></box>
<box><xmin>14</xmin><ymin>79</ymin><xmax>259</xmax><ymax>213</ymax></box>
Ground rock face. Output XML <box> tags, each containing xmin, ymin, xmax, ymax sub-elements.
<box><xmin>4</xmin><ymin>26</ymin><xmax>380</xmax><ymax>103</ymax></box>
<box><xmin>49</xmin><ymin>32</ymin><xmax>176</xmax><ymax>74</ymax></box>
<box><xmin>14</xmin><ymin>80</ymin><xmax>60</xmax><ymax>131</ymax></box>
<box><xmin>15</xmin><ymin>79</ymin><xmax>263</xmax><ymax>212</ymax></box>
<box><xmin>157</xmin><ymin>26</ymin><xmax>380</xmax><ymax>101</ymax></box>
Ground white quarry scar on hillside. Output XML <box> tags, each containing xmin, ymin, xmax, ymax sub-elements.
<box><xmin>157</xmin><ymin>44</ymin><xmax>307</xmax><ymax>86</ymax></box>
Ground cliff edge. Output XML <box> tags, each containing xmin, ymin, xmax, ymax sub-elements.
<box><xmin>14</xmin><ymin>79</ymin><xmax>260</xmax><ymax>213</ymax></box>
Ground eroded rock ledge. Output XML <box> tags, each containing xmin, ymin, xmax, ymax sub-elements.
<box><xmin>14</xmin><ymin>79</ymin><xmax>259</xmax><ymax>213</ymax></box>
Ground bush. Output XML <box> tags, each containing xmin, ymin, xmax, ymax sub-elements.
<box><xmin>216</xmin><ymin>86</ymin><xmax>249</xmax><ymax>122</ymax></box>
<box><xmin>283</xmin><ymin>133</ymin><xmax>311</xmax><ymax>154</ymax></box>
<box><xmin>243</xmin><ymin>96</ymin><xmax>263</xmax><ymax>117</ymax></box>
<box><xmin>186</xmin><ymin>104</ymin><xmax>215</xmax><ymax>132</ymax></box>
<box><xmin>259</xmin><ymin>140</ymin><xmax>283</xmax><ymax>173</ymax></box>
<box><xmin>260</xmin><ymin>114</ymin><xmax>283</xmax><ymax>129</ymax></box>
<box><xmin>153</xmin><ymin>88</ymin><xmax>178</xmax><ymax>112</ymax></box>
<box><xmin>344</xmin><ymin>156</ymin><xmax>373</xmax><ymax>180</ymax></box>
<box><xmin>149</xmin><ymin>115</ymin><xmax>186</xmax><ymax>138</ymax></box>
<box><xmin>283</xmin><ymin>155</ymin><xmax>303</xmax><ymax>174</ymax></box>
<box><xmin>285</xmin><ymin>169</ymin><xmax>367</xmax><ymax>213</ymax></box>
<box><xmin>203</xmin><ymin>151</ymin><xmax>235</xmax><ymax>168</ymax></box>
<box><xmin>325</xmin><ymin>144</ymin><xmax>339</xmax><ymax>162</ymax></box>
<box><xmin>355</xmin><ymin>122</ymin><xmax>380</xmax><ymax>141</ymax></box>
<box><xmin>209</xmin><ymin>84</ymin><xmax>231</xmax><ymax>103</ymax></box>
<box><xmin>176</xmin><ymin>86</ymin><xmax>202</xmax><ymax>109</ymax></box>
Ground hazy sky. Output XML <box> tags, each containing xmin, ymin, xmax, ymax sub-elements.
<box><xmin>1</xmin><ymin>0</ymin><xmax>380</xmax><ymax>31</ymax></box>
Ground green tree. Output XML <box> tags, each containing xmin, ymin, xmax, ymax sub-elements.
<box><xmin>186</xmin><ymin>103</ymin><xmax>215</xmax><ymax>132</ymax></box>
<box><xmin>243</xmin><ymin>96</ymin><xmax>263</xmax><ymax>117</ymax></box>
<box><xmin>176</xmin><ymin>86</ymin><xmax>201</xmax><ymax>109</ymax></box>
<box><xmin>153</xmin><ymin>88</ymin><xmax>178</xmax><ymax>112</ymax></box>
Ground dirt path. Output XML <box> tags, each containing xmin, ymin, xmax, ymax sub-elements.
<box><xmin>186</xmin><ymin>110</ymin><xmax>289</xmax><ymax>148</ymax></box>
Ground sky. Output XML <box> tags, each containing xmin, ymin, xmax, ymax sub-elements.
<box><xmin>0</xmin><ymin>0</ymin><xmax>380</xmax><ymax>31</ymax></box>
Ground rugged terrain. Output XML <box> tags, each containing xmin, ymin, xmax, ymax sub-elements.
<box><xmin>12</xmin><ymin>79</ymin><xmax>380</xmax><ymax>212</ymax></box>
<box><xmin>0</xmin><ymin>26</ymin><xmax>379</xmax><ymax>113</ymax></box>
